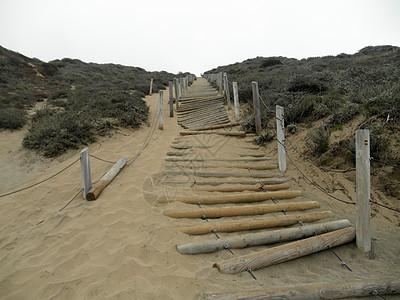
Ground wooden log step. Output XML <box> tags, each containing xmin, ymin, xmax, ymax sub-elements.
<box><xmin>162</xmin><ymin>170</ymin><xmax>283</xmax><ymax>179</ymax></box>
<box><xmin>193</xmin><ymin>183</ymin><xmax>290</xmax><ymax>192</ymax></box>
<box><xmin>164</xmin><ymin>200</ymin><xmax>319</xmax><ymax>219</ymax></box>
<box><xmin>180</xmin><ymin>131</ymin><xmax>246</xmax><ymax>137</ymax></box>
<box><xmin>178</xmin><ymin>211</ymin><xmax>333</xmax><ymax>235</ymax></box>
<box><xmin>162</xmin><ymin>179</ymin><xmax>289</xmax><ymax>185</ymax></box>
<box><xmin>205</xmin><ymin>278</ymin><xmax>400</xmax><ymax>300</ymax></box>
<box><xmin>86</xmin><ymin>158</ymin><xmax>126</xmax><ymax>201</ymax></box>
<box><xmin>166</xmin><ymin>151</ymin><xmax>192</xmax><ymax>156</ymax></box>
<box><xmin>239</xmin><ymin>153</ymin><xmax>265</xmax><ymax>157</ymax></box>
<box><xmin>164</xmin><ymin>163</ymin><xmax>278</xmax><ymax>170</ymax></box>
<box><xmin>165</xmin><ymin>157</ymin><xmax>272</xmax><ymax>162</ymax></box>
<box><xmin>177</xmin><ymin>219</ymin><xmax>351</xmax><ymax>254</ymax></box>
<box><xmin>213</xmin><ymin>226</ymin><xmax>354</xmax><ymax>273</ymax></box>
<box><xmin>170</xmin><ymin>145</ymin><xmax>192</xmax><ymax>150</ymax></box>
<box><xmin>159</xmin><ymin>190</ymin><xmax>301</xmax><ymax>205</ymax></box>
<box><xmin>188</xmin><ymin>122</ymin><xmax>241</xmax><ymax>131</ymax></box>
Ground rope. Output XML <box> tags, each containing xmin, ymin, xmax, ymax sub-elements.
<box><xmin>285</xmin><ymin>138</ymin><xmax>356</xmax><ymax>173</ymax></box>
<box><xmin>59</xmin><ymin>188</ymin><xmax>83</xmax><ymax>211</ymax></box>
<box><xmin>127</xmin><ymin>99</ymin><xmax>159</xmax><ymax>165</ymax></box>
<box><xmin>370</xmin><ymin>200</ymin><xmax>400</xmax><ymax>213</ymax></box>
<box><xmin>89</xmin><ymin>154</ymin><xmax>116</xmax><ymax>164</ymax></box>
<box><xmin>371</xmin><ymin>158</ymin><xmax>400</xmax><ymax>170</ymax></box>
<box><xmin>279</xmin><ymin>140</ymin><xmax>356</xmax><ymax>205</ymax></box>
<box><xmin>0</xmin><ymin>158</ymin><xmax>80</xmax><ymax>198</ymax></box>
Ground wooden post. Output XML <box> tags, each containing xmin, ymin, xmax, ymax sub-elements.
<box><xmin>149</xmin><ymin>78</ymin><xmax>153</xmax><ymax>95</ymax></box>
<box><xmin>276</xmin><ymin>105</ymin><xmax>286</xmax><ymax>172</ymax></box>
<box><xmin>252</xmin><ymin>81</ymin><xmax>262</xmax><ymax>135</ymax></box>
<box><xmin>86</xmin><ymin>158</ymin><xmax>127</xmax><ymax>201</ymax></box>
<box><xmin>356</xmin><ymin>129</ymin><xmax>371</xmax><ymax>252</ymax></box>
<box><xmin>223</xmin><ymin>73</ymin><xmax>231</xmax><ymax>109</ymax></box>
<box><xmin>158</xmin><ymin>91</ymin><xmax>163</xmax><ymax>130</ymax></box>
<box><xmin>218</xmin><ymin>72</ymin><xmax>223</xmax><ymax>95</ymax></box>
<box><xmin>80</xmin><ymin>147</ymin><xmax>92</xmax><ymax>200</ymax></box>
<box><xmin>174</xmin><ymin>78</ymin><xmax>180</xmax><ymax>109</ymax></box>
<box><xmin>186</xmin><ymin>75</ymin><xmax>189</xmax><ymax>90</ymax></box>
<box><xmin>168</xmin><ymin>81</ymin><xmax>174</xmax><ymax>117</ymax></box>
<box><xmin>233</xmin><ymin>82</ymin><xmax>240</xmax><ymax>120</ymax></box>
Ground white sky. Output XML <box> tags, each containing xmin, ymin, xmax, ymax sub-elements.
<box><xmin>0</xmin><ymin>0</ymin><xmax>399</xmax><ymax>75</ymax></box>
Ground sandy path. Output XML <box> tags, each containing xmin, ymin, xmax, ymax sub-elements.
<box><xmin>0</xmin><ymin>78</ymin><xmax>399</xmax><ymax>299</ymax></box>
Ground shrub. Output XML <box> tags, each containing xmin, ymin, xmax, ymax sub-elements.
<box><xmin>260</xmin><ymin>59</ymin><xmax>282</xmax><ymax>68</ymax></box>
<box><xmin>329</xmin><ymin>103</ymin><xmax>360</xmax><ymax>125</ymax></box>
<box><xmin>287</xmin><ymin>123</ymin><xmax>297</xmax><ymax>134</ymax></box>
<box><xmin>308</xmin><ymin>123</ymin><xmax>330</xmax><ymax>155</ymax></box>
<box><xmin>23</xmin><ymin>111</ymin><xmax>96</xmax><ymax>157</ymax></box>
<box><xmin>0</xmin><ymin>108</ymin><xmax>27</xmax><ymax>129</ymax></box>
<box><xmin>254</xmin><ymin>130</ymin><xmax>275</xmax><ymax>145</ymax></box>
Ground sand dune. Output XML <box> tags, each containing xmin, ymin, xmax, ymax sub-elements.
<box><xmin>0</xmin><ymin>78</ymin><xmax>399</xmax><ymax>299</ymax></box>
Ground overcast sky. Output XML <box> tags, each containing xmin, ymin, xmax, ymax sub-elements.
<box><xmin>1</xmin><ymin>0</ymin><xmax>399</xmax><ymax>75</ymax></box>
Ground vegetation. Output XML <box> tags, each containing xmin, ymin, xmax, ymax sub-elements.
<box><xmin>0</xmin><ymin>45</ymin><xmax>193</xmax><ymax>156</ymax></box>
<box><xmin>205</xmin><ymin>45</ymin><xmax>400</xmax><ymax>162</ymax></box>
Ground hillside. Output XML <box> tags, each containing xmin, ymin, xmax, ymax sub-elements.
<box><xmin>0</xmin><ymin>45</ymin><xmax>188</xmax><ymax>156</ymax></box>
<box><xmin>204</xmin><ymin>46</ymin><xmax>400</xmax><ymax>199</ymax></box>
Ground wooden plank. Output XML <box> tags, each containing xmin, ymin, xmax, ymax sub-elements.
<box><xmin>86</xmin><ymin>158</ymin><xmax>126</xmax><ymax>201</ymax></box>
<box><xmin>149</xmin><ymin>78</ymin><xmax>153</xmax><ymax>95</ymax></box>
<box><xmin>164</xmin><ymin>163</ymin><xmax>277</xmax><ymax>170</ymax></box>
<box><xmin>213</xmin><ymin>226</ymin><xmax>354</xmax><ymax>274</ymax></box>
<box><xmin>356</xmin><ymin>129</ymin><xmax>371</xmax><ymax>252</ymax></box>
<box><xmin>178</xmin><ymin>219</ymin><xmax>351</xmax><ymax>254</ymax></box>
<box><xmin>159</xmin><ymin>190</ymin><xmax>302</xmax><ymax>204</ymax></box>
<box><xmin>165</xmin><ymin>157</ymin><xmax>272</xmax><ymax>162</ymax></box>
<box><xmin>178</xmin><ymin>211</ymin><xmax>333</xmax><ymax>235</ymax></box>
<box><xmin>205</xmin><ymin>278</ymin><xmax>400</xmax><ymax>300</ymax></box>
<box><xmin>164</xmin><ymin>200</ymin><xmax>319</xmax><ymax>218</ymax></box>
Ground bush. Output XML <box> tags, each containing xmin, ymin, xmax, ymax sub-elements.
<box><xmin>254</xmin><ymin>130</ymin><xmax>274</xmax><ymax>145</ymax></box>
<box><xmin>0</xmin><ymin>108</ymin><xmax>27</xmax><ymax>129</ymax></box>
<box><xmin>23</xmin><ymin>111</ymin><xmax>96</xmax><ymax>157</ymax></box>
<box><xmin>329</xmin><ymin>103</ymin><xmax>360</xmax><ymax>125</ymax></box>
<box><xmin>287</xmin><ymin>123</ymin><xmax>297</xmax><ymax>134</ymax></box>
<box><xmin>308</xmin><ymin>123</ymin><xmax>330</xmax><ymax>155</ymax></box>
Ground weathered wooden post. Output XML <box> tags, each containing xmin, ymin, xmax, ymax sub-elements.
<box><xmin>276</xmin><ymin>105</ymin><xmax>287</xmax><ymax>172</ymax></box>
<box><xmin>252</xmin><ymin>81</ymin><xmax>262</xmax><ymax>135</ymax></box>
<box><xmin>186</xmin><ymin>75</ymin><xmax>189</xmax><ymax>90</ymax></box>
<box><xmin>355</xmin><ymin>129</ymin><xmax>371</xmax><ymax>252</ymax></box>
<box><xmin>149</xmin><ymin>78</ymin><xmax>153</xmax><ymax>95</ymax></box>
<box><xmin>168</xmin><ymin>81</ymin><xmax>174</xmax><ymax>117</ymax></box>
<box><xmin>233</xmin><ymin>82</ymin><xmax>240</xmax><ymax>120</ymax></box>
<box><xmin>223</xmin><ymin>73</ymin><xmax>231</xmax><ymax>109</ymax></box>
<box><xmin>80</xmin><ymin>147</ymin><xmax>92</xmax><ymax>200</ymax></box>
<box><xmin>174</xmin><ymin>78</ymin><xmax>180</xmax><ymax>109</ymax></box>
<box><xmin>218</xmin><ymin>72</ymin><xmax>223</xmax><ymax>95</ymax></box>
<box><xmin>158</xmin><ymin>91</ymin><xmax>164</xmax><ymax>130</ymax></box>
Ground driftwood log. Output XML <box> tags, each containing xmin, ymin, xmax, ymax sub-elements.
<box><xmin>86</xmin><ymin>158</ymin><xmax>126</xmax><ymax>201</ymax></box>
<box><xmin>205</xmin><ymin>278</ymin><xmax>400</xmax><ymax>299</ymax></box>
<box><xmin>213</xmin><ymin>226</ymin><xmax>355</xmax><ymax>274</ymax></box>
<box><xmin>164</xmin><ymin>200</ymin><xmax>319</xmax><ymax>218</ymax></box>
<box><xmin>177</xmin><ymin>219</ymin><xmax>351</xmax><ymax>254</ymax></box>
<box><xmin>159</xmin><ymin>190</ymin><xmax>302</xmax><ymax>204</ymax></box>
<box><xmin>177</xmin><ymin>211</ymin><xmax>333</xmax><ymax>235</ymax></box>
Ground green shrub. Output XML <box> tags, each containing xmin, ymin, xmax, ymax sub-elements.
<box><xmin>0</xmin><ymin>108</ymin><xmax>27</xmax><ymax>129</ymax></box>
<box><xmin>287</xmin><ymin>123</ymin><xmax>297</xmax><ymax>134</ymax></box>
<box><xmin>23</xmin><ymin>111</ymin><xmax>96</xmax><ymax>157</ymax></box>
<box><xmin>254</xmin><ymin>130</ymin><xmax>274</xmax><ymax>145</ymax></box>
<box><xmin>308</xmin><ymin>124</ymin><xmax>330</xmax><ymax>155</ymax></box>
<box><xmin>329</xmin><ymin>103</ymin><xmax>360</xmax><ymax>125</ymax></box>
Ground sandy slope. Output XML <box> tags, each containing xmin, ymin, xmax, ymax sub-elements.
<box><xmin>0</xmin><ymin>78</ymin><xmax>399</xmax><ymax>299</ymax></box>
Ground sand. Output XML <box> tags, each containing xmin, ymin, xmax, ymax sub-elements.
<box><xmin>0</xmin><ymin>78</ymin><xmax>399</xmax><ymax>299</ymax></box>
